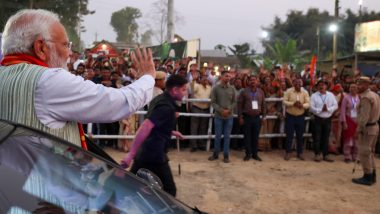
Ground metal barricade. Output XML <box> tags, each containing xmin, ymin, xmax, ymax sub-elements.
<box><xmin>87</xmin><ymin>97</ymin><xmax>312</xmax><ymax>152</ymax></box>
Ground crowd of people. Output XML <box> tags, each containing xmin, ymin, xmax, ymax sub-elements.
<box><xmin>71</xmin><ymin>52</ymin><xmax>380</xmax><ymax>160</ymax></box>
<box><xmin>1</xmin><ymin>9</ymin><xmax>379</xmax><ymax>201</ymax></box>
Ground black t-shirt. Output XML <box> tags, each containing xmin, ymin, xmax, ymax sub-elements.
<box><xmin>135</xmin><ymin>92</ymin><xmax>177</xmax><ymax>164</ymax></box>
<box><xmin>92</xmin><ymin>76</ymin><xmax>102</xmax><ymax>84</ymax></box>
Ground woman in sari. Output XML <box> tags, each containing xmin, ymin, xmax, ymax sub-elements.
<box><xmin>339</xmin><ymin>83</ymin><xmax>359</xmax><ymax>163</ymax></box>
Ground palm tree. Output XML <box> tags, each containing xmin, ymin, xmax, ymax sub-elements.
<box><xmin>228</xmin><ymin>43</ymin><xmax>252</xmax><ymax>68</ymax></box>
<box><xmin>266</xmin><ymin>39</ymin><xmax>300</xmax><ymax>65</ymax></box>
<box><xmin>214</xmin><ymin>44</ymin><xmax>227</xmax><ymax>52</ymax></box>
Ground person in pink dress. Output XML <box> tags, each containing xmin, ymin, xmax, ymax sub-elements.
<box><xmin>340</xmin><ymin>83</ymin><xmax>360</xmax><ymax>163</ymax></box>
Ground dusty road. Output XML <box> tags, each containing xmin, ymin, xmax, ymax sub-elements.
<box><xmin>107</xmin><ymin>148</ymin><xmax>380</xmax><ymax>214</ymax></box>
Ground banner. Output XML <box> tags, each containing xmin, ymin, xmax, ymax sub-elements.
<box><xmin>354</xmin><ymin>20</ymin><xmax>380</xmax><ymax>52</ymax></box>
<box><xmin>150</xmin><ymin>39</ymin><xmax>200</xmax><ymax>60</ymax></box>
<box><xmin>310</xmin><ymin>55</ymin><xmax>317</xmax><ymax>87</ymax></box>
<box><xmin>150</xmin><ymin>41</ymin><xmax>187</xmax><ymax>60</ymax></box>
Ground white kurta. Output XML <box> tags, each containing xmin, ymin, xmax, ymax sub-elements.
<box><xmin>310</xmin><ymin>91</ymin><xmax>338</xmax><ymax>118</ymax></box>
<box><xmin>34</xmin><ymin>68</ymin><xmax>154</xmax><ymax>128</ymax></box>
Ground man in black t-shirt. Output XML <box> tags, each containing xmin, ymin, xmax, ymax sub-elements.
<box><xmin>121</xmin><ymin>74</ymin><xmax>187</xmax><ymax>196</ymax></box>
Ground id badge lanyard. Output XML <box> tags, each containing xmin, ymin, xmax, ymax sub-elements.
<box><xmin>350</xmin><ymin>95</ymin><xmax>358</xmax><ymax>118</ymax></box>
<box><xmin>319</xmin><ymin>93</ymin><xmax>327</xmax><ymax>107</ymax></box>
<box><xmin>251</xmin><ymin>91</ymin><xmax>258</xmax><ymax>110</ymax></box>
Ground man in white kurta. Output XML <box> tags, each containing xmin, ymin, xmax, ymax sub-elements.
<box><xmin>0</xmin><ymin>9</ymin><xmax>156</xmax><ymax>147</ymax></box>
<box><xmin>310</xmin><ymin>80</ymin><xmax>338</xmax><ymax>162</ymax></box>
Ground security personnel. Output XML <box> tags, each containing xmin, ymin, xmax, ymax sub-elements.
<box><xmin>352</xmin><ymin>76</ymin><xmax>380</xmax><ymax>186</ymax></box>
<box><xmin>121</xmin><ymin>74</ymin><xmax>188</xmax><ymax>196</ymax></box>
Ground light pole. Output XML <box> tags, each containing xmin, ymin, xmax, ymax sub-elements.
<box><xmin>329</xmin><ymin>23</ymin><xmax>338</xmax><ymax>67</ymax></box>
<box><xmin>358</xmin><ymin>0</ymin><xmax>363</xmax><ymax>22</ymax></box>
<box><xmin>166</xmin><ymin>0</ymin><xmax>174</xmax><ymax>43</ymax></box>
<box><xmin>316</xmin><ymin>26</ymin><xmax>320</xmax><ymax>59</ymax></box>
<box><xmin>261</xmin><ymin>31</ymin><xmax>269</xmax><ymax>39</ymax></box>
<box><xmin>331</xmin><ymin>0</ymin><xmax>340</xmax><ymax>67</ymax></box>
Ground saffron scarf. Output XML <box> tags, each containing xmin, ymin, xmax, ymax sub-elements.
<box><xmin>1</xmin><ymin>54</ymin><xmax>48</xmax><ymax>66</ymax></box>
<box><xmin>1</xmin><ymin>54</ymin><xmax>88</xmax><ymax>150</ymax></box>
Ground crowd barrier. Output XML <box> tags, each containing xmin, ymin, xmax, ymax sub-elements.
<box><xmin>87</xmin><ymin>97</ymin><xmax>312</xmax><ymax>151</ymax></box>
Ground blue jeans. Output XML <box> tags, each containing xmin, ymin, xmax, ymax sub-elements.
<box><xmin>213</xmin><ymin>117</ymin><xmax>233</xmax><ymax>158</ymax></box>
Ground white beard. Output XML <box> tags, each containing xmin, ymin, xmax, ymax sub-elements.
<box><xmin>46</xmin><ymin>44</ymin><xmax>68</xmax><ymax>70</ymax></box>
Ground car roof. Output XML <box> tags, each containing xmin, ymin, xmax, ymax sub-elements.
<box><xmin>0</xmin><ymin>119</ymin><xmax>196</xmax><ymax>213</ymax></box>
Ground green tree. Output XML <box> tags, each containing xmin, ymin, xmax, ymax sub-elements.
<box><xmin>262</xmin><ymin>8</ymin><xmax>380</xmax><ymax>61</ymax></box>
<box><xmin>110</xmin><ymin>7</ymin><xmax>141</xmax><ymax>44</ymax></box>
<box><xmin>147</xmin><ymin>0</ymin><xmax>184</xmax><ymax>44</ymax></box>
<box><xmin>266</xmin><ymin>39</ymin><xmax>301</xmax><ymax>66</ymax></box>
<box><xmin>263</xmin><ymin>8</ymin><xmax>333</xmax><ymax>59</ymax></box>
<box><xmin>0</xmin><ymin>0</ymin><xmax>94</xmax><ymax>51</ymax></box>
<box><xmin>228</xmin><ymin>43</ymin><xmax>253</xmax><ymax>68</ymax></box>
<box><xmin>214</xmin><ymin>44</ymin><xmax>226</xmax><ymax>52</ymax></box>
<box><xmin>140</xmin><ymin>30</ymin><xmax>153</xmax><ymax>46</ymax></box>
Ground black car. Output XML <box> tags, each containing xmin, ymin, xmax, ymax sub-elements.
<box><xmin>0</xmin><ymin>119</ymin><xmax>204</xmax><ymax>214</ymax></box>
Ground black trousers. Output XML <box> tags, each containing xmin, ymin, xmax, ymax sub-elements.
<box><xmin>243</xmin><ymin>115</ymin><xmax>261</xmax><ymax>156</ymax></box>
<box><xmin>231</xmin><ymin>117</ymin><xmax>244</xmax><ymax>149</ymax></box>
<box><xmin>99</xmin><ymin>122</ymin><xmax>119</xmax><ymax>147</ymax></box>
<box><xmin>177</xmin><ymin>103</ymin><xmax>190</xmax><ymax>147</ymax></box>
<box><xmin>313</xmin><ymin>116</ymin><xmax>332</xmax><ymax>156</ymax></box>
<box><xmin>285</xmin><ymin>114</ymin><xmax>305</xmax><ymax>154</ymax></box>
<box><xmin>190</xmin><ymin>106</ymin><xmax>210</xmax><ymax>149</ymax></box>
<box><xmin>130</xmin><ymin>161</ymin><xmax>177</xmax><ymax>197</ymax></box>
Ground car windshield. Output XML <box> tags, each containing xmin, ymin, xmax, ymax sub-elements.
<box><xmin>0</xmin><ymin>120</ymin><xmax>194</xmax><ymax>214</ymax></box>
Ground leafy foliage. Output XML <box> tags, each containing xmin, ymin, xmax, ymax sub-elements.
<box><xmin>214</xmin><ymin>44</ymin><xmax>226</xmax><ymax>52</ymax></box>
<box><xmin>266</xmin><ymin>39</ymin><xmax>300</xmax><ymax>65</ymax></box>
<box><xmin>110</xmin><ymin>7</ymin><xmax>141</xmax><ymax>44</ymax></box>
<box><xmin>228</xmin><ymin>43</ymin><xmax>253</xmax><ymax>68</ymax></box>
<box><xmin>140</xmin><ymin>30</ymin><xmax>153</xmax><ymax>46</ymax></box>
<box><xmin>262</xmin><ymin>8</ymin><xmax>380</xmax><ymax>61</ymax></box>
<box><xmin>147</xmin><ymin>0</ymin><xmax>184</xmax><ymax>44</ymax></box>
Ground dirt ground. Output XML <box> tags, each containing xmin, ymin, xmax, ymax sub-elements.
<box><xmin>107</xmin><ymin>148</ymin><xmax>380</xmax><ymax>214</ymax></box>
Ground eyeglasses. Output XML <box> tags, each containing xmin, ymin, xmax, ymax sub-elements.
<box><xmin>44</xmin><ymin>39</ymin><xmax>72</xmax><ymax>50</ymax></box>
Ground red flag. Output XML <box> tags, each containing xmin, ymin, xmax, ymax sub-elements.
<box><xmin>78</xmin><ymin>123</ymin><xmax>88</xmax><ymax>151</ymax></box>
<box><xmin>310</xmin><ymin>55</ymin><xmax>317</xmax><ymax>87</ymax></box>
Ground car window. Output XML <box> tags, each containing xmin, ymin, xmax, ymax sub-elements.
<box><xmin>0</xmin><ymin>120</ymin><xmax>194</xmax><ymax>214</ymax></box>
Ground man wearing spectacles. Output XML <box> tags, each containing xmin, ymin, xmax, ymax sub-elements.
<box><xmin>0</xmin><ymin>9</ymin><xmax>156</xmax><ymax>148</ymax></box>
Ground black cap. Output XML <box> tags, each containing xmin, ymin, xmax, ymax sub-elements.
<box><xmin>316</xmin><ymin>79</ymin><xmax>328</xmax><ymax>86</ymax></box>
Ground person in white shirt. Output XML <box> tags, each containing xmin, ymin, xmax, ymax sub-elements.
<box><xmin>189</xmin><ymin>73</ymin><xmax>212</xmax><ymax>152</ymax></box>
<box><xmin>310</xmin><ymin>80</ymin><xmax>338</xmax><ymax>162</ymax></box>
<box><xmin>0</xmin><ymin>9</ymin><xmax>156</xmax><ymax>147</ymax></box>
<box><xmin>186</xmin><ymin>63</ymin><xmax>200</xmax><ymax>96</ymax></box>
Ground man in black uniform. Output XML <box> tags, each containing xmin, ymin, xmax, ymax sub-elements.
<box><xmin>121</xmin><ymin>74</ymin><xmax>187</xmax><ymax>196</ymax></box>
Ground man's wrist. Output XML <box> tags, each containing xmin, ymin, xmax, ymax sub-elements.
<box><xmin>123</xmin><ymin>155</ymin><xmax>132</xmax><ymax>163</ymax></box>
